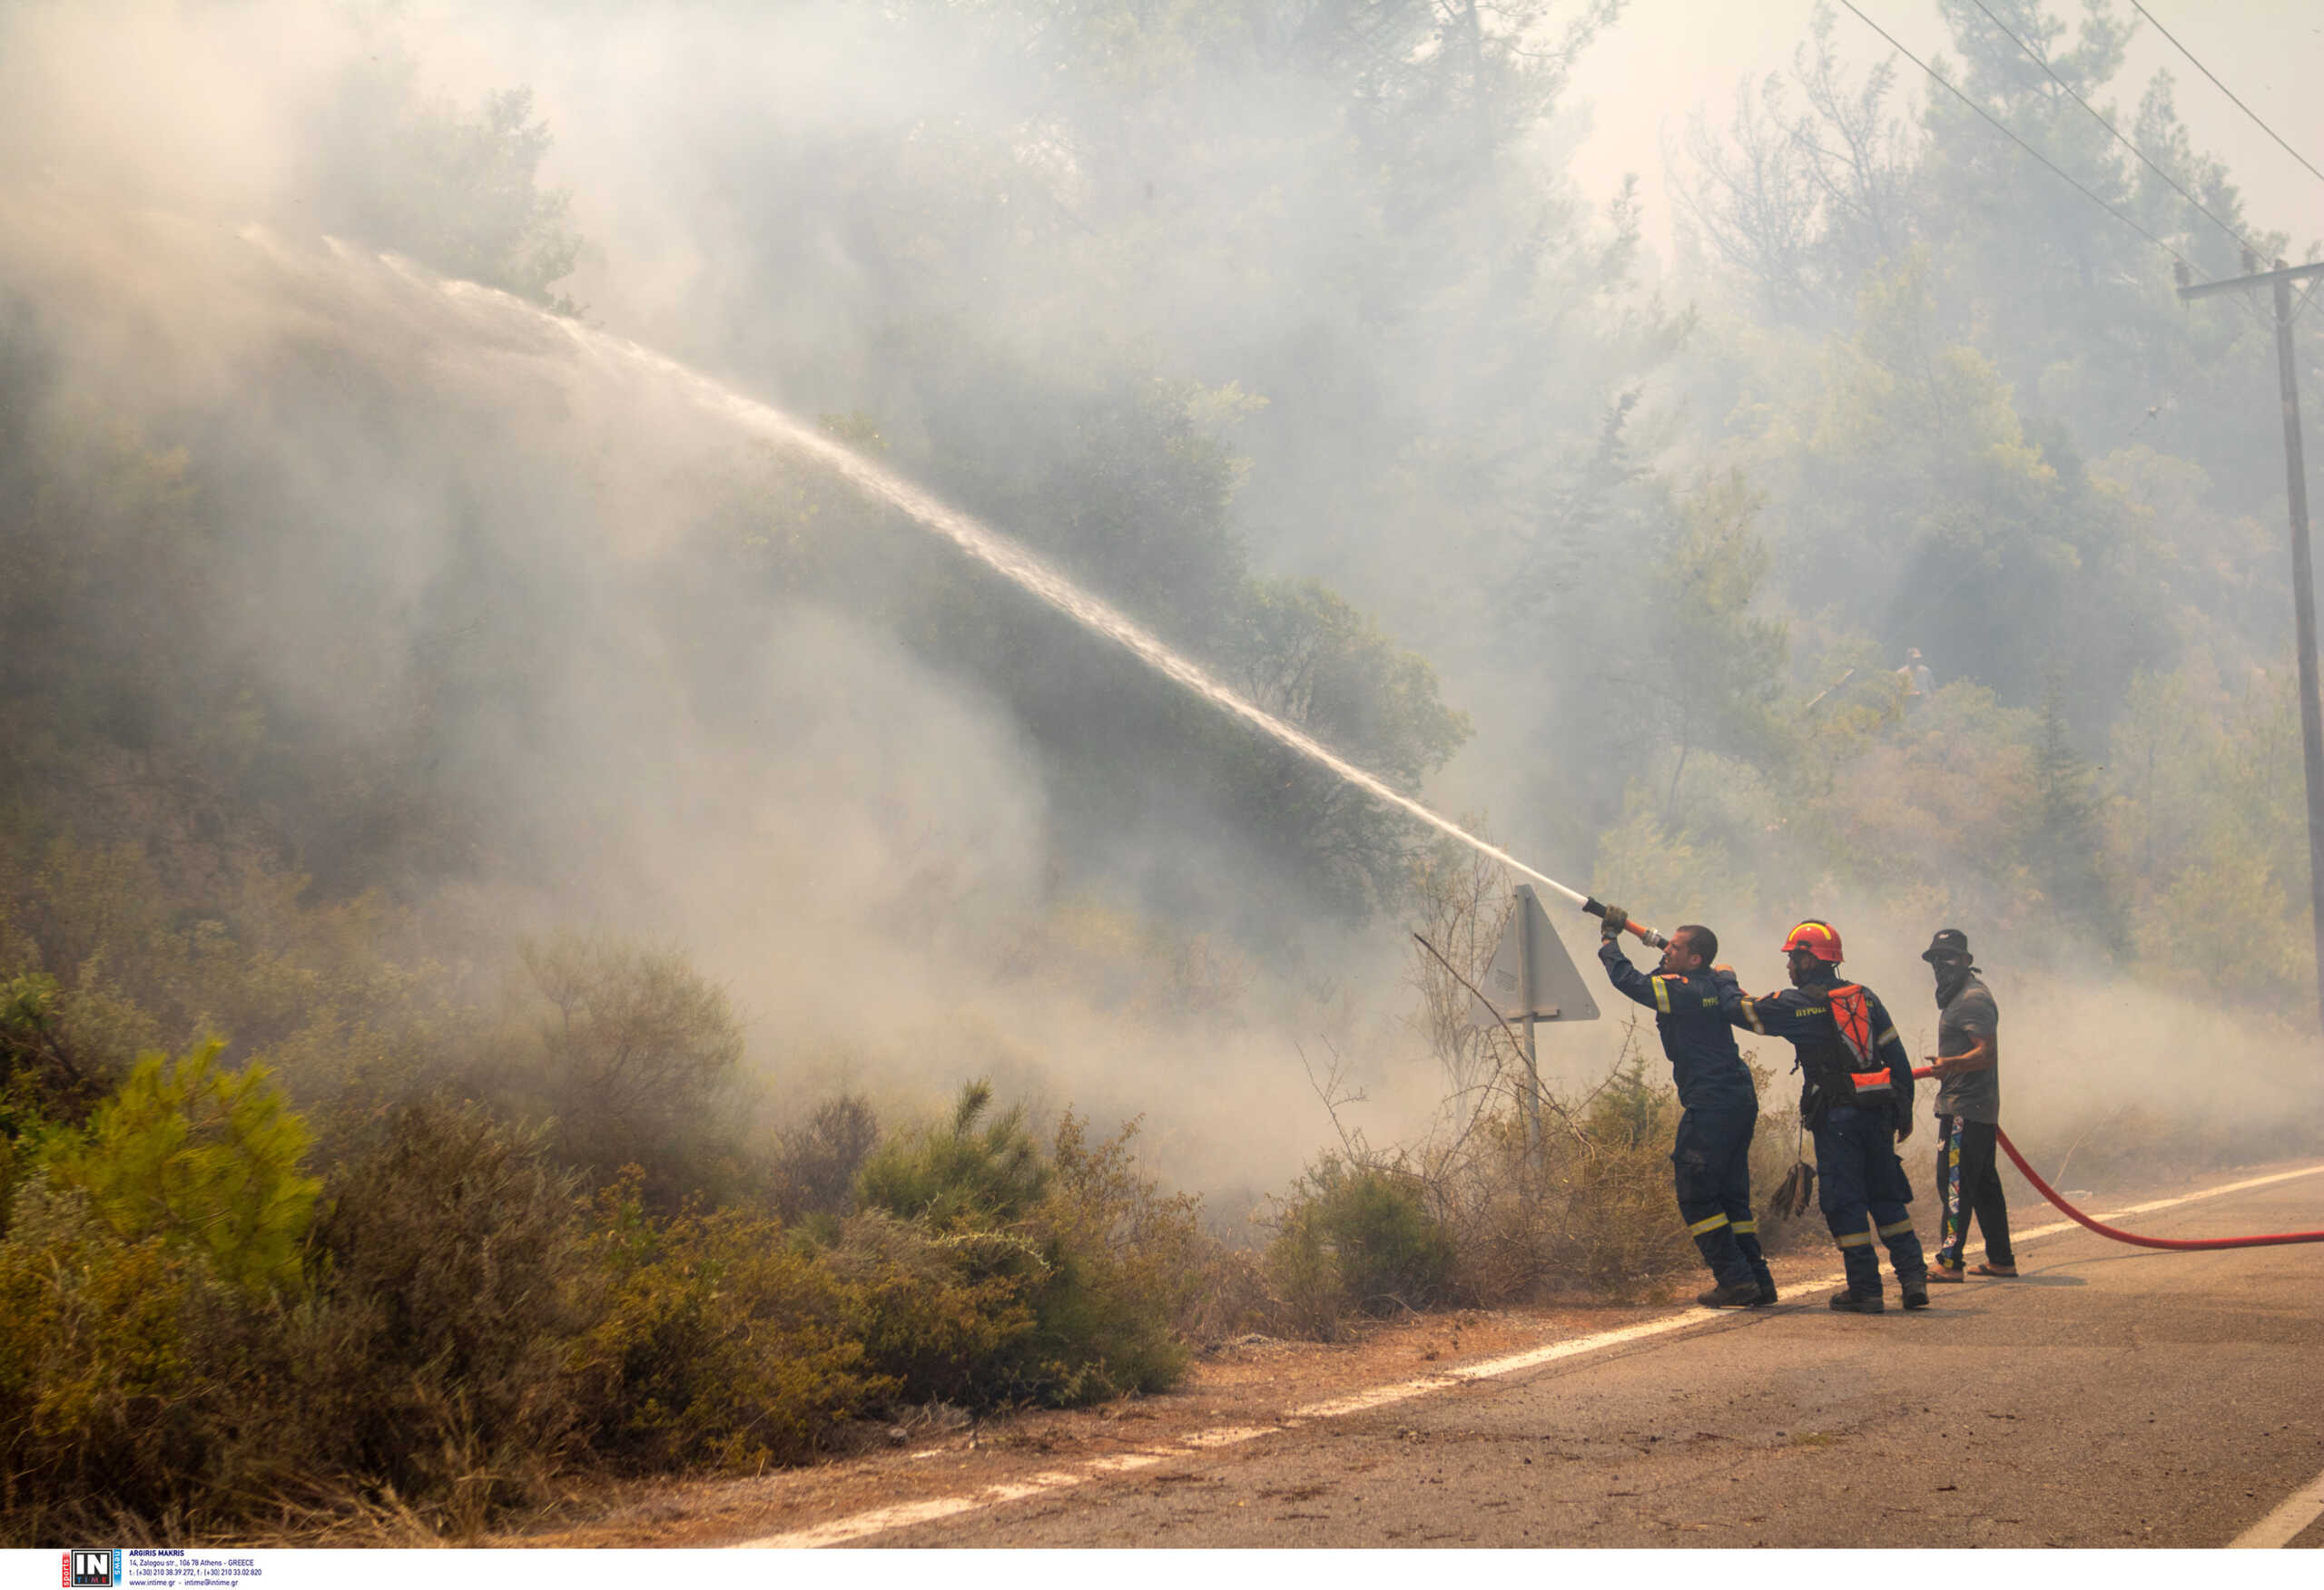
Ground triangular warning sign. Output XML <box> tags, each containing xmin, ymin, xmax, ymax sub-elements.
<box><xmin>1465</xmin><ymin>884</ymin><xmax>1600</xmax><ymax>1027</ymax></box>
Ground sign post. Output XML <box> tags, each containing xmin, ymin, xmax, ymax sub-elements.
<box><xmin>1467</xmin><ymin>884</ymin><xmax>1600</xmax><ymax>1163</ymax></box>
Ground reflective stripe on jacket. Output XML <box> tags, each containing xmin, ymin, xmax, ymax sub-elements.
<box><xmin>1598</xmin><ymin>940</ymin><xmax>1758</xmax><ymax>1112</ymax></box>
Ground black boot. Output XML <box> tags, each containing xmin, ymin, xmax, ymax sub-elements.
<box><xmin>1698</xmin><ymin>1280</ymin><xmax>1763</xmax><ymax>1309</ymax></box>
<box><xmin>1753</xmin><ymin>1267</ymin><xmax>1777</xmax><ymax>1306</ymax></box>
<box><xmin>1900</xmin><ymin>1275</ymin><xmax>1930</xmax><ymax>1310</ymax></box>
<box><xmin>1828</xmin><ymin>1290</ymin><xmax>1885</xmax><ymax>1313</ymax></box>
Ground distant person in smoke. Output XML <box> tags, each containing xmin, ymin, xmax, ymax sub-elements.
<box><xmin>1921</xmin><ymin>929</ymin><xmax>2014</xmax><ymax>1281</ymax></box>
<box><xmin>1897</xmin><ymin>648</ymin><xmax>1935</xmax><ymax>704</ymax></box>
<box><xmin>1593</xmin><ymin>908</ymin><xmax>1773</xmax><ymax>1309</ymax></box>
<box><xmin>1719</xmin><ymin>921</ymin><xmax>1931</xmax><ymax>1313</ymax></box>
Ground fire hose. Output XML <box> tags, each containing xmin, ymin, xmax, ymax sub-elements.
<box><xmin>1896</xmin><ymin>1065</ymin><xmax>2324</xmax><ymax>1251</ymax></box>
<box><xmin>1574</xmin><ymin>899</ymin><xmax>2324</xmax><ymax>1247</ymax></box>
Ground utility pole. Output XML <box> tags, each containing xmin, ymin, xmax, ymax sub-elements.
<box><xmin>2179</xmin><ymin>256</ymin><xmax>2324</xmax><ymax>1035</ymax></box>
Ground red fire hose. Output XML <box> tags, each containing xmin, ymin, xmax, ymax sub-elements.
<box><xmin>1905</xmin><ymin>1065</ymin><xmax>2324</xmax><ymax>1251</ymax></box>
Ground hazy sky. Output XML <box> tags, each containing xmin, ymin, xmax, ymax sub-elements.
<box><xmin>1568</xmin><ymin>0</ymin><xmax>2324</xmax><ymax>273</ymax></box>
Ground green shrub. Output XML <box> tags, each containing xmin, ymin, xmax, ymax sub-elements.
<box><xmin>43</xmin><ymin>1041</ymin><xmax>320</xmax><ymax>1298</ymax></box>
<box><xmin>822</xmin><ymin>1208</ymin><xmax>1039</xmax><ymax>1412</ymax></box>
<box><xmin>0</xmin><ymin>1052</ymin><xmax>341</xmax><ymax>1536</ymax></box>
<box><xmin>1038</xmin><ymin>1112</ymin><xmax>1198</xmax><ymax>1389</ymax></box>
<box><xmin>845</xmin><ymin>1084</ymin><xmax>1192</xmax><ymax>1409</ymax></box>
<box><xmin>1265</xmin><ymin>1155</ymin><xmax>1456</xmax><ymax>1339</ymax></box>
<box><xmin>576</xmin><ymin>1180</ymin><xmax>891</xmax><ymax>1472</ymax></box>
<box><xmin>855</xmin><ymin>1080</ymin><xmax>1047</xmax><ymax>1229</ymax></box>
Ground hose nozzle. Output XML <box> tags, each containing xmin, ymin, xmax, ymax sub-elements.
<box><xmin>1583</xmin><ymin>897</ymin><xmax>1669</xmax><ymax>950</ymax></box>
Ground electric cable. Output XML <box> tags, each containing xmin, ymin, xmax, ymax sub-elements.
<box><xmin>2130</xmin><ymin>0</ymin><xmax>2324</xmax><ymax>191</ymax></box>
<box><xmin>1834</xmin><ymin>1</ymin><xmax>2279</xmax><ymax>340</ymax></box>
<box><xmin>1964</xmin><ymin>0</ymin><xmax>2257</xmax><ymax>256</ymax></box>
<box><xmin>1834</xmin><ymin>0</ymin><xmax>2202</xmax><ymax>276</ymax></box>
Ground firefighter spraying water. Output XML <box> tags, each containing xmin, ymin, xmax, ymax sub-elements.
<box><xmin>223</xmin><ymin>225</ymin><xmax>2320</xmax><ymax>1287</ymax></box>
<box><xmin>1591</xmin><ymin>910</ymin><xmax>1774</xmax><ymax>1310</ymax></box>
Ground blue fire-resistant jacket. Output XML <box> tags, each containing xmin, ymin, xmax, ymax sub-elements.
<box><xmin>1718</xmin><ymin>974</ymin><xmax>1914</xmax><ymax>1125</ymax></box>
<box><xmin>1597</xmin><ymin>940</ymin><xmax>1758</xmax><ymax>1112</ymax></box>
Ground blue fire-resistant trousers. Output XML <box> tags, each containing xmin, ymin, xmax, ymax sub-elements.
<box><xmin>1673</xmin><ymin>1102</ymin><xmax>1768</xmax><ymax>1291</ymax></box>
<box><xmin>1815</xmin><ymin>1104</ymin><xmax>1927</xmax><ymax>1298</ymax></box>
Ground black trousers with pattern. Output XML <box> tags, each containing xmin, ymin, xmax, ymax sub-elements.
<box><xmin>1934</xmin><ymin>1114</ymin><xmax>2014</xmax><ymax>1268</ymax></box>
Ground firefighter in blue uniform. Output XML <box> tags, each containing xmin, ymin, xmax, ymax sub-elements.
<box><xmin>1595</xmin><ymin>909</ymin><xmax>1773</xmax><ymax>1309</ymax></box>
<box><xmin>1720</xmin><ymin>920</ymin><xmax>1930</xmax><ymax>1312</ymax></box>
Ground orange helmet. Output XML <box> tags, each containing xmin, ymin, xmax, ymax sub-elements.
<box><xmin>1781</xmin><ymin>919</ymin><xmax>1844</xmax><ymax>964</ymax></box>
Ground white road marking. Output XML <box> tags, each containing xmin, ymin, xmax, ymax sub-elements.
<box><xmin>735</xmin><ymin>1159</ymin><xmax>2324</xmax><ymax>1548</ymax></box>
<box><xmin>2230</xmin><ymin>1461</ymin><xmax>2324</xmax><ymax>1548</ymax></box>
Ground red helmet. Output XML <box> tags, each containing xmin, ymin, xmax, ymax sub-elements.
<box><xmin>1781</xmin><ymin>919</ymin><xmax>1844</xmax><ymax>964</ymax></box>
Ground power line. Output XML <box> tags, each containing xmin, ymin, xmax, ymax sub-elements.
<box><xmin>1835</xmin><ymin>0</ymin><xmax>2279</xmax><ymax>343</ymax></box>
<box><xmin>1834</xmin><ymin>0</ymin><xmax>2200</xmax><ymax>273</ymax></box>
<box><xmin>2130</xmin><ymin>1</ymin><xmax>2324</xmax><ymax>191</ymax></box>
<box><xmin>1964</xmin><ymin>0</ymin><xmax>2256</xmax><ymax>256</ymax></box>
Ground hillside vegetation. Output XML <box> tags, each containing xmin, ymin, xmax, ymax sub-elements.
<box><xmin>4</xmin><ymin>0</ymin><xmax>2321</xmax><ymax>1540</ymax></box>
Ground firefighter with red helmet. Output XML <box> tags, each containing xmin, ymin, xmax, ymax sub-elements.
<box><xmin>1719</xmin><ymin>920</ymin><xmax>1931</xmax><ymax>1312</ymax></box>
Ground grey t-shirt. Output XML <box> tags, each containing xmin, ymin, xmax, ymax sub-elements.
<box><xmin>1933</xmin><ymin>975</ymin><xmax>2000</xmax><ymax>1124</ymax></box>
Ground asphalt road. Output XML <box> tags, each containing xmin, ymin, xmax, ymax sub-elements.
<box><xmin>862</xmin><ymin>1173</ymin><xmax>2324</xmax><ymax>1548</ymax></box>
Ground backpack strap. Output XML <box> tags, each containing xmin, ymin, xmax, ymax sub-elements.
<box><xmin>1827</xmin><ymin>984</ymin><xmax>1874</xmax><ymax>1065</ymax></box>
<box><xmin>1827</xmin><ymin>984</ymin><xmax>1894</xmax><ymax>1101</ymax></box>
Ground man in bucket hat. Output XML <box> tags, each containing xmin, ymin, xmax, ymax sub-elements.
<box><xmin>1921</xmin><ymin>929</ymin><xmax>2014</xmax><ymax>1281</ymax></box>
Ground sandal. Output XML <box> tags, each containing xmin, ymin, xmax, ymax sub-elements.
<box><xmin>1929</xmin><ymin>1263</ymin><xmax>1965</xmax><ymax>1283</ymax></box>
<box><xmin>1972</xmin><ymin>1261</ymin><xmax>2017</xmax><ymax>1277</ymax></box>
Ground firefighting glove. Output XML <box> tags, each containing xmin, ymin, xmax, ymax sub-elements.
<box><xmin>1599</xmin><ymin>905</ymin><xmax>1629</xmax><ymax>940</ymax></box>
<box><xmin>1770</xmin><ymin>1160</ymin><xmax>1817</xmax><ymax>1222</ymax></box>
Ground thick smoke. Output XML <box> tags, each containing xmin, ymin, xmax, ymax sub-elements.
<box><xmin>0</xmin><ymin>182</ymin><xmax>1415</xmax><ymax>1195</ymax></box>
<box><xmin>1</xmin><ymin>0</ymin><xmax>2315</xmax><ymax>1203</ymax></box>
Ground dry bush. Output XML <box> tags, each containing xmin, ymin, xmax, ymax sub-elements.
<box><xmin>1031</xmin><ymin>1111</ymin><xmax>1201</xmax><ymax>1390</ymax></box>
<box><xmin>770</xmin><ymin>1094</ymin><xmax>880</xmax><ymax>1224</ymax></box>
<box><xmin>1264</xmin><ymin>1154</ymin><xmax>1457</xmax><ymax>1340</ymax></box>
<box><xmin>819</xmin><ymin>1209</ymin><xmax>1040</xmax><ymax>1410</ymax></box>
<box><xmin>1555</xmin><ymin>1055</ymin><xmax>1695</xmax><ymax>1290</ymax></box>
<box><xmin>0</xmin><ymin>972</ymin><xmax>113</xmax><ymax>1126</ymax></box>
<box><xmin>1406</xmin><ymin>1044</ymin><xmax>1812</xmax><ymax>1306</ymax></box>
<box><xmin>574</xmin><ymin>1182</ymin><xmax>892</xmax><ymax>1473</ymax></box>
<box><xmin>300</xmin><ymin>1101</ymin><xmax>593</xmax><ymax>1533</ymax></box>
<box><xmin>513</xmin><ymin>931</ymin><xmax>745</xmax><ymax>1201</ymax></box>
<box><xmin>0</xmin><ymin>835</ymin><xmax>440</xmax><ymax>1104</ymax></box>
<box><xmin>0</xmin><ymin>1179</ymin><xmax>284</xmax><ymax>1541</ymax></box>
